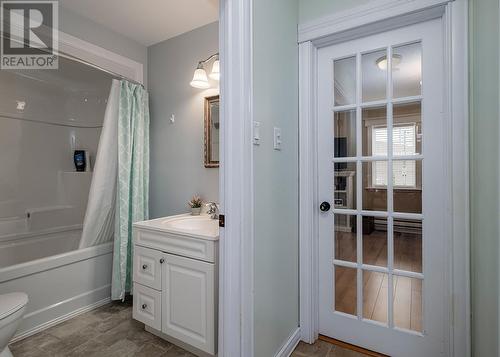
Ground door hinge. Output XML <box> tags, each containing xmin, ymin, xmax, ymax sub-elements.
<box><xmin>219</xmin><ymin>214</ymin><xmax>225</xmax><ymax>228</ymax></box>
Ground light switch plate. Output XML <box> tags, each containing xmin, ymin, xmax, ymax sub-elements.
<box><xmin>273</xmin><ymin>127</ymin><xmax>282</xmax><ymax>150</ymax></box>
<box><xmin>253</xmin><ymin>121</ymin><xmax>261</xmax><ymax>145</ymax></box>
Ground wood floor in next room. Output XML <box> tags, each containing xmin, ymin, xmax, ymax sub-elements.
<box><xmin>334</xmin><ymin>227</ymin><xmax>423</xmax><ymax>332</ymax></box>
<box><xmin>9</xmin><ymin>301</ymin><xmax>370</xmax><ymax>357</ymax></box>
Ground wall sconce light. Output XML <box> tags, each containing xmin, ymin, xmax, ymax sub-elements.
<box><xmin>190</xmin><ymin>53</ymin><xmax>219</xmax><ymax>88</ymax></box>
<box><xmin>190</xmin><ymin>62</ymin><xmax>210</xmax><ymax>89</ymax></box>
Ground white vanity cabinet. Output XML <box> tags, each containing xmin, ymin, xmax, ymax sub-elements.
<box><xmin>132</xmin><ymin>214</ymin><xmax>219</xmax><ymax>356</ymax></box>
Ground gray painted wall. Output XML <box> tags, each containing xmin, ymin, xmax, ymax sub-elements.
<box><xmin>298</xmin><ymin>0</ymin><xmax>372</xmax><ymax>23</ymax></box>
<box><xmin>148</xmin><ymin>22</ymin><xmax>219</xmax><ymax>218</ymax></box>
<box><xmin>59</xmin><ymin>7</ymin><xmax>148</xmax><ymax>86</ymax></box>
<box><xmin>470</xmin><ymin>0</ymin><xmax>499</xmax><ymax>355</ymax></box>
<box><xmin>253</xmin><ymin>1</ymin><xmax>299</xmax><ymax>356</ymax></box>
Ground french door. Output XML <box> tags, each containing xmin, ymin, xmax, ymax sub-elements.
<box><xmin>317</xmin><ymin>19</ymin><xmax>447</xmax><ymax>356</ymax></box>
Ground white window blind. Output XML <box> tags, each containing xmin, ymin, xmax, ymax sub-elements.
<box><xmin>372</xmin><ymin>125</ymin><xmax>417</xmax><ymax>187</ymax></box>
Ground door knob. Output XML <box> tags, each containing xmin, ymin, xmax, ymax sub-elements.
<box><xmin>142</xmin><ymin>264</ymin><xmax>148</xmax><ymax>270</ymax></box>
<box><xmin>320</xmin><ymin>201</ymin><xmax>331</xmax><ymax>212</ymax></box>
<box><xmin>142</xmin><ymin>303</ymin><xmax>147</xmax><ymax>309</ymax></box>
<box><xmin>160</xmin><ymin>258</ymin><xmax>165</xmax><ymax>264</ymax></box>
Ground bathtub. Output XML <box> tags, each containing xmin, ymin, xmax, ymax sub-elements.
<box><xmin>0</xmin><ymin>227</ymin><xmax>113</xmax><ymax>341</ymax></box>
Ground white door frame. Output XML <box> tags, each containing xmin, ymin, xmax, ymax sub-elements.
<box><xmin>218</xmin><ymin>0</ymin><xmax>254</xmax><ymax>356</ymax></box>
<box><xmin>298</xmin><ymin>0</ymin><xmax>470</xmax><ymax>356</ymax></box>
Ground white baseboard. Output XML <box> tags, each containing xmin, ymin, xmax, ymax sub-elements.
<box><xmin>11</xmin><ymin>287</ymin><xmax>111</xmax><ymax>343</ymax></box>
<box><xmin>275</xmin><ymin>327</ymin><xmax>301</xmax><ymax>357</ymax></box>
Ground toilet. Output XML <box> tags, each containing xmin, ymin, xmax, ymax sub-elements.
<box><xmin>0</xmin><ymin>293</ymin><xmax>28</xmax><ymax>357</ymax></box>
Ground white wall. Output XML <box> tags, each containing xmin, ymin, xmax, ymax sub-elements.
<box><xmin>148</xmin><ymin>22</ymin><xmax>219</xmax><ymax>218</ymax></box>
<box><xmin>253</xmin><ymin>1</ymin><xmax>300</xmax><ymax>356</ymax></box>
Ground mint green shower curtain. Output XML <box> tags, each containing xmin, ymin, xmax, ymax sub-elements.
<box><xmin>111</xmin><ymin>80</ymin><xmax>150</xmax><ymax>301</ymax></box>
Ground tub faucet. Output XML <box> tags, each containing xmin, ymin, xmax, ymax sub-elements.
<box><xmin>206</xmin><ymin>202</ymin><xmax>219</xmax><ymax>220</ymax></box>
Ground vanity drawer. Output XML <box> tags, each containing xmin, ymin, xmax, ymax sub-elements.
<box><xmin>133</xmin><ymin>283</ymin><xmax>161</xmax><ymax>330</ymax></box>
<box><xmin>134</xmin><ymin>228</ymin><xmax>217</xmax><ymax>263</ymax></box>
<box><xmin>133</xmin><ymin>246</ymin><xmax>164</xmax><ymax>290</ymax></box>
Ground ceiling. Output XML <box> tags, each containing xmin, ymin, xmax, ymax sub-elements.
<box><xmin>60</xmin><ymin>0</ymin><xmax>219</xmax><ymax>46</ymax></box>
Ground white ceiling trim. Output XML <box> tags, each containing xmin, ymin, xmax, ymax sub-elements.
<box><xmin>298</xmin><ymin>0</ymin><xmax>452</xmax><ymax>44</ymax></box>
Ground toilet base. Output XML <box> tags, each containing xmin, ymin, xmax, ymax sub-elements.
<box><xmin>0</xmin><ymin>346</ymin><xmax>13</xmax><ymax>357</ymax></box>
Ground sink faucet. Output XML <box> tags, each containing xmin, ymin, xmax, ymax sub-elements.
<box><xmin>206</xmin><ymin>202</ymin><xmax>219</xmax><ymax>220</ymax></box>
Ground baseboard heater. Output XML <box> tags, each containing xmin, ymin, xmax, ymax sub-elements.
<box><xmin>374</xmin><ymin>218</ymin><xmax>422</xmax><ymax>235</ymax></box>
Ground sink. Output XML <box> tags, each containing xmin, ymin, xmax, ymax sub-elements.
<box><xmin>134</xmin><ymin>214</ymin><xmax>219</xmax><ymax>240</ymax></box>
<box><xmin>161</xmin><ymin>215</ymin><xmax>218</xmax><ymax>236</ymax></box>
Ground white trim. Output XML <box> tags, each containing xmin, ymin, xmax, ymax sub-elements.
<box><xmin>298</xmin><ymin>1</ymin><xmax>470</xmax><ymax>355</ymax></box>
<box><xmin>299</xmin><ymin>40</ymin><xmax>319</xmax><ymax>344</ymax></box>
<box><xmin>10</xmin><ymin>292</ymin><xmax>111</xmax><ymax>343</ymax></box>
<box><xmin>218</xmin><ymin>0</ymin><xmax>254</xmax><ymax>356</ymax></box>
<box><xmin>298</xmin><ymin>0</ymin><xmax>450</xmax><ymax>45</ymax></box>
<box><xmin>274</xmin><ymin>328</ymin><xmax>301</xmax><ymax>357</ymax></box>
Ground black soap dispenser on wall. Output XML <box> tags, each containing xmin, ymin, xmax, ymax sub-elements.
<box><xmin>74</xmin><ymin>150</ymin><xmax>88</xmax><ymax>172</ymax></box>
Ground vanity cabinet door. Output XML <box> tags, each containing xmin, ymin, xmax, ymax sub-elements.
<box><xmin>162</xmin><ymin>254</ymin><xmax>216</xmax><ymax>355</ymax></box>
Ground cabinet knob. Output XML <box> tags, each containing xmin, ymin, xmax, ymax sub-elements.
<box><xmin>141</xmin><ymin>303</ymin><xmax>147</xmax><ymax>310</ymax></box>
<box><xmin>142</xmin><ymin>264</ymin><xmax>148</xmax><ymax>270</ymax></box>
<box><xmin>160</xmin><ymin>258</ymin><xmax>165</xmax><ymax>264</ymax></box>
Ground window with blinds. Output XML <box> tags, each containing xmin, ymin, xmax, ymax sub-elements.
<box><xmin>372</xmin><ymin>125</ymin><xmax>417</xmax><ymax>187</ymax></box>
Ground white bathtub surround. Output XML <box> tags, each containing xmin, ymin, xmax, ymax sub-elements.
<box><xmin>132</xmin><ymin>214</ymin><xmax>219</xmax><ymax>357</ymax></box>
<box><xmin>111</xmin><ymin>81</ymin><xmax>150</xmax><ymax>301</ymax></box>
<box><xmin>79</xmin><ymin>79</ymin><xmax>120</xmax><ymax>249</ymax></box>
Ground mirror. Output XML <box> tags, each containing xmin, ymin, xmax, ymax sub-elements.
<box><xmin>204</xmin><ymin>95</ymin><xmax>220</xmax><ymax>168</ymax></box>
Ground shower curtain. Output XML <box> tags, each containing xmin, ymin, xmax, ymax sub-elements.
<box><xmin>111</xmin><ymin>80</ymin><xmax>150</xmax><ymax>301</ymax></box>
<box><xmin>79</xmin><ymin>79</ymin><xmax>149</xmax><ymax>301</ymax></box>
<box><xmin>79</xmin><ymin>79</ymin><xmax>120</xmax><ymax>249</ymax></box>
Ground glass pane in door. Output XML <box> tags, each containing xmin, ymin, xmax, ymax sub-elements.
<box><xmin>334</xmin><ymin>214</ymin><xmax>357</xmax><ymax>263</ymax></box>
<box><xmin>335</xmin><ymin>266</ymin><xmax>357</xmax><ymax>316</ymax></box>
<box><xmin>393</xmin><ymin>160</ymin><xmax>422</xmax><ymax>213</ymax></box>
<box><xmin>362</xmin><ymin>106</ymin><xmax>387</xmax><ymax>157</ymax></box>
<box><xmin>394</xmin><ymin>219</ymin><xmax>422</xmax><ymax>273</ymax></box>
<box><xmin>394</xmin><ymin>102</ymin><xmax>421</xmax><ymax>156</ymax></box>
<box><xmin>392</xmin><ymin>42</ymin><xmax>422</xmax><ymax>98</ymax></box>
<box><xmin>393</xmin><ymin>276</ymin><xmax>423</xmax><ymax>332</ymax></box>
<box><xmin>362</xmin><ymin>270</ymin><xmax>388</xmax><ymax>324</ymax></box>
<box><xmin>362</xmin><ymin>216</ymin><xmax>387</xmax><ymax>267</ymax></box>
<box><xmin>335</xmin><ymin>162</ymin><xmax>357</xmax><ymax>210</ymax></box>
<box><xmin>334</xmin><ymin>110</ymin><xmax>356</xmax><ymax>158</ymax></box>
<box><xmin>362</xmin><ymin>49</ymin><xmax>387</xmax><ymax>102</ymax></box>
<box><xmin>334</xmin><ymin>56</ymin><xmax>356</xmax><ymax>106</ymax></box>
<box><xmin>362</xmin><ymin>162</ymin><xmax>387</xmax><ymax>211</ymax></box>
